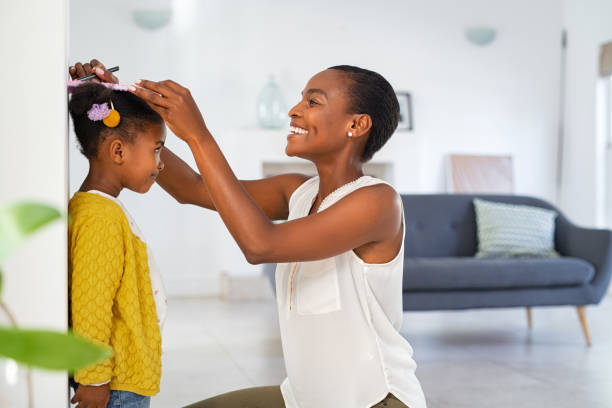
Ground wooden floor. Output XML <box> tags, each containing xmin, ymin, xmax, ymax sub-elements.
<box><xmin>154</xmin><ymin>295</ymin><xmax>612</xmax><ymax>407</ymax></box>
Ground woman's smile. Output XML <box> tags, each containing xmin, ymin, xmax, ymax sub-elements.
<box><xmin>287</xmin><ymin>124</ymin><xmax>309</xmax><ymax>144</ymax></box>
<box><xmin>288</xmin><ymin>124</ymin><xmax>309</xmax><ymax>138</ymax></box>
<box><xmin>289</xmin><ymin>125</ymin><xmax>309</xmax><ymax>135</ymax></box>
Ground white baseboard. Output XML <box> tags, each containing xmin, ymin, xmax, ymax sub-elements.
<box><xmin>164</xmin><ymin>273</ymin><xmax>221</xmax><ymax>298</ymax></box>
<box><xmin>219</xmin><ymin>270</ymin><xmax>275</xmax><ymax>301</ymax></box>
<box><xmin>164</xmin><ymin>269</ymin><xmax>275</xmax><ymax>300</ymax></box>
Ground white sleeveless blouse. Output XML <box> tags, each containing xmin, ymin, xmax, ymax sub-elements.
<box><xmin>276</xmin><ymin>176</ymin><xmax>426</xmax><ymax>408</ymax></box>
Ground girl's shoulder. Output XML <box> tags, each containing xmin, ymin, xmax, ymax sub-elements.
<box><xmin>69</xmin><ymin>192</ymin><xmax>128</xmax><ymax>227</ymax></box>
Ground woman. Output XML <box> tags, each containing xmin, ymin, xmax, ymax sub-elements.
<box><xmin>71</xmin><ymin>61</ymin><xmax>426</xmax><ymax>408</ymax></box>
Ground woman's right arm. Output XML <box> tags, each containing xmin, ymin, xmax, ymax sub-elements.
<box><xmin>158</xmin><ymin>148</ymin><xmax>308</xmax><ymax>221</ymax></box>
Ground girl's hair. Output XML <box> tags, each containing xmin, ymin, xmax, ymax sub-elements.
<box><xmin>328</xmin><ymin>65</ymin><xmax>400</xmax><ymax>162</ymax></box>
<box><xmin>68</xmin><ymin>82</ymin><xmax>163</xmax><ymax>159</ymax></box>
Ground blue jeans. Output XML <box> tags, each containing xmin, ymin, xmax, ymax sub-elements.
<box><xmin>107</xmin><ymin>390</ymin><xmax>150</xmax><ymax>408</ymax></box>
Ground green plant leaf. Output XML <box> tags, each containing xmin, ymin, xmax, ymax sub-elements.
<box><xmin>0</xmin><ymin>327</ymin><xmax>112</xmax><ymax>371</ymax></box>
<box><xmin>0</xmin><ymin>202</ymin><xmax>61</xmax><ymax>264</ymax></box>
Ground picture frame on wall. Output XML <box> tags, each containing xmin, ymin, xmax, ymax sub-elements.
<box><xmin>395</xmin><ymin>92</ymin><xmax>413</xmax><ymax>131</ymax></box>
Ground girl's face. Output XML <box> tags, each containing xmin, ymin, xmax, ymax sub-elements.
<box><xmin>286</xmin><ymin>69</ymin><xmax>355</xmax><ymax>161</ymax></box>
<box><xmin>122</xmin><ymin>123</ymin><xmax>166</xmax><ymax>193</ymax></box>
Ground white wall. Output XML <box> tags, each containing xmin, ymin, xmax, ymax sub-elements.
<box><xmin>0</xmin><ymin>1</ymin><xmax>69</xmax><ymax>406</ymax></box>
<box><xmin>70</xmin><ymin>0</ymin><xmax>564</xmax><ymax>297</ymax></box>
<box><xmin>561</xmin><ymin>0</ymin><xmax>612</xmax><ymax>227</ymax></box>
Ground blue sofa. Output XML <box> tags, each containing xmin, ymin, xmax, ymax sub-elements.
<box><xmin>400</xmin><ymin>194</ymin><xmax>612</xmax><ymax>345</ymax></box>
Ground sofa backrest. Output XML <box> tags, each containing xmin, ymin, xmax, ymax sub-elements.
<box><xmin>400</xmin><ymin>194</ymin><xmax>563</xmax><ymax>257</ymax></box>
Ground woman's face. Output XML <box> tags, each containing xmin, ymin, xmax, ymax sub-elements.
<box><xmin>122</xmin><ymin>122</ymin><xmax>166</xmax><ymax>193</ymax></box>
<box><xmin>286</xmin><ymin>69</ymin><xmax>355</xmax><ymax>161</ymax></box>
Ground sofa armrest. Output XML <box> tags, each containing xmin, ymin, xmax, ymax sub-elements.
<box><xmin>556</xmin><ymin>218</ymin><xmax>612</xmax><ymax>303</ymax></box>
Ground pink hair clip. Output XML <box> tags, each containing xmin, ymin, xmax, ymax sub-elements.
<box><xmin>87</xmin><ymin>103</ymin><xmax>110</xmax><ymax>121</ymax></box>
<box><xmin>67</xmin><ymin>80</ymin><xmax>131</xmax><ymax>92</ymax></box>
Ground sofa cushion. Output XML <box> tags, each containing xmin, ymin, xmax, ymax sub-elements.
<box><xmin>403</xmin><ymin>257</ymin><xmax>595</xmax><ymax>291</ymax></box>
<box><xmin>473</xmin><ymin>198</ymin><xmax>559</xmax><ymax>258</ymax></box>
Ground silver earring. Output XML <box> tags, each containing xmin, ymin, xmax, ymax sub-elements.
<box><xmin>348</xmin><ymin>131</ymin><xmax>353</xmax><ymax>137</ymax></box>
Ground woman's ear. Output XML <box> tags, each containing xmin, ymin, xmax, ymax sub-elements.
<box><xmin>108</xmin><ymin>138</ymin><xmax>126</xmax><ymax>164</ymax></box>
<box><xmin>348</xmin><ymin>114</ymin><xmax>372</xmax><ymax>139</ymax></box>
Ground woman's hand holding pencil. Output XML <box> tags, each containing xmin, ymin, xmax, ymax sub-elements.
<box><xmin>69</xmin><ymin>59</ymin><xmax>118</xmax><ymax>84</ymax></box>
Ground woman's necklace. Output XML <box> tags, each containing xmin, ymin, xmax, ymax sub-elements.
<box><xmin>312</xmin><ymin>175</ymin><xmax>367</xmax><ymax>214</ymax></box>
<box><xmin>290</xmin><ymin>174</ymin><xmax>367</xmax><ymax>311</ymax></box>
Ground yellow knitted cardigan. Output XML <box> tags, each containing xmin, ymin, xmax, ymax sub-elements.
<box><xmin>69</xmin><ymin>192</ymin><xmax>161</xmax><ymax>396</ymax></box>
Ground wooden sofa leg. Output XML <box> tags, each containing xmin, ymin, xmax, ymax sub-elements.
<box><xmin>576</xmin><ymin>306</ymin><xmax>592</xmax><ymax>347</ymax></box>
<box><xmin>526</xmin><ymin>307</ymin><xmax>532</xmax><ymax>329</ymax></box>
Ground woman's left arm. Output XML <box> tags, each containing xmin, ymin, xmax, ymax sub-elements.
<box><xmin>130</xmin><ymin>80</ymin><xmax>402</xmax><ymax>264</ymax></box>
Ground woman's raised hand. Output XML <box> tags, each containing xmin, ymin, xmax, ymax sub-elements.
<box><xmin>68</xmin><ymin>59</ymin><xmax>118</xmax><ymax>84</ymax></box>
<box><xmin>129</xmin><ymin>80</ymin><xmax>208</xmax><ymax>143</ymax></box>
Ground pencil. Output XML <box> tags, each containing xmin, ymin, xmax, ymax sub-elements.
<box><xmin>77</xmin><ymin>66</ymin><xmax>119</xmax><ymax>81</ymax></box>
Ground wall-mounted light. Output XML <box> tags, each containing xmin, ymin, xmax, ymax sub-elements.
<box><xmin>132</xmin><ymin>9</ymin><xmax>172</xmax><ymax>31</ymax></box>
<box><xmin>465</xmin><ymin>27</ymin><xmax>497</xmax><ymax>47</ymax></box>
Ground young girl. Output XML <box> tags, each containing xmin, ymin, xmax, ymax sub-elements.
<box><xmin>68</xmin><ymin>82</ymin><xmax>167</xmax><ymax>408</ymax></box>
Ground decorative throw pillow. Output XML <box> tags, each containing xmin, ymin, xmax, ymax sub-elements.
<box><xmin>473</xmin><ymin>198</ymin><xmax>559</xmax><ymax>258</ymax></box>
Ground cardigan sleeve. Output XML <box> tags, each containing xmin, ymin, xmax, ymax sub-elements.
<box><xmin>70</xmin><ymin>213</ymin><xmax>124</xmax><ymax>384</ymax></box>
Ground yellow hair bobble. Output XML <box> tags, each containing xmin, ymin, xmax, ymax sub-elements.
<box><xmin>102</xmin><ymin>100</ymin><xmax>121</xmax><ymax>128</ymax></box>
